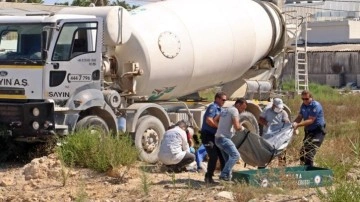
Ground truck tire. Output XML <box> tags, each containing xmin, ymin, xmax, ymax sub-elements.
<box><xmin>240</xmin><ymin>111</ymin><xmax>260</xmax><ymax>135</ymax></box>
<box><xmin>135</xmin><ymin>115</ymin><xmax>165</xmax><ymax>164</ymax></box>
<box><xmin>75</xmin><ymin>115</ymin><xmax>110</xmax><ymax>135</ymax></box>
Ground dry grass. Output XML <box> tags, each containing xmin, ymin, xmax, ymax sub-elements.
<box><xmin>231</xmin><ymin>182</ymin><xmax>284</xmax><ymax>201</ymax></box>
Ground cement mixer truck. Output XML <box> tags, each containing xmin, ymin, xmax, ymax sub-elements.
<box><xmin>0</xmin><ymin>0</ymin><xmax>294</xmax><ymax>163</ymax></box>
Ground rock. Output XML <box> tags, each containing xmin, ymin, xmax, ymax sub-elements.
<box><xmin>47</xmin><ymin>170</ymin><xmax>60</xmax><ymax>179</ymax></box>
<box><xmin>106</xmin><ymin>166</ymin><xmax>127</xmax><ymax>178</ymax></box>
<box><xmin>215</xmin><ymin>191</ymin><xmax>234</xmax><ymax>200</ymax></box>
<box><xmin>300</xmin><ymin>196</ymin><xmax>309</xmax><ymax>202</ymax></box>
<box><xmin>353</xmin><ymin>161</ymin><xmax>360</xmax><ymax>168</ymax></box>
<box><xmin>6</xmin><ymin>195</ymin><xmax>16</xmax><ymax>200</ymax></box>
<box><xmin>22</xmin><ymin>184</ymin><xmax>33</xmax><ymax>191</ymax></box>
<box><xmin>0</xmin><ymin>177</ymin><xmax>14</xmax><ymax>186</ymax></box>
<box><xmin>23</xmin><ymin>156</ymin><xmax>61</xmax><ymax>180</ymax></box>
<box><xmin>265</xmin><ymin>194</ymin><xmax>273</xmax><ymax>199</ymax></box>
<box><xmin>29</xmin><ymin>179</ymin><xmax>41</xmax><ymax>189</ymax></box>
<box><xmin>187</xmin><ymin>197</ymin><xmax>197</xmax><ymax>201</ymax></box>
<box><xmin>69</xmin><ymin>170</ymin><xmax>78</xmax><ymax>177</ymax></box>
<box><xmin>38</xmin><ymin>156</ymin><xmax>47</xmax><ymax>163</ymax></box>
<box><xmin>23</xmin><ymin>160</ymin><xmax>43</xmax><ymax>180</ymax></box>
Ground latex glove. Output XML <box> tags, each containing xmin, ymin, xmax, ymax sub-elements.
<box><xmin>240</xmin><ymin>125</ymin><xmax>245</xmax><ymax>131</ymax></box>
<box><xmin>239</xmin><ymin>121</ymin><xmax>246</xmax><ymax>131</ymax></box>
<box><xmin>189</xmin><ymin>147</ymin><xmax>195</xmax><ymax>154</ymax></box>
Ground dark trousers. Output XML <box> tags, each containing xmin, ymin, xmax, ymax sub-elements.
<box><xmin>300</xmin><ymin>130</ymin><xmax>325</xmax><ymax>166</ymax></box>
<box><xmin>177</xmin><ymin>152</ymin><xmax>195</xmax><ymax>168</ymax></box>
<box><xmin>201</xmin><ymin>131</ymin><xmax>225</xmax><ymax>177</ymax></box>
<box><xmin>166</xmin><ymin>152</ymin><xmax>195</xmax><ymax>172</ymax></box>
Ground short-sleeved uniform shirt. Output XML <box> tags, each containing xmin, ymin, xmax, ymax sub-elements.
<box><xmin>201</xmin><ymin>102</ymin><xmax>221</xmax><ymax>134</ymax></box>
<box><xmin>158</xmin><ymin>126</ymin><xmax>189</xmax><ymax>165</ymax></box>
<box><xmin>299</xmin><ymin>100</ymin><xmax>325</xmax><ymax>131</ymax></box>
<box><xmin>260</xmin><ymin>106</ymin><xmax>289</xmax><ymax>134</ymax></box>
<box><xmin>215</xmin><ymin>106</ymin><xmax>239</xmax><ymax>139</ymax></box>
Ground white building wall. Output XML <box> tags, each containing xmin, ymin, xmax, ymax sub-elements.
<box><xmin>348</xmin><ymin>21</ymin><xmax>360</xmax><ymax>42</ymax></box>
<box><xmin>305</xmin><ymin>21</ymin><xmax>350</xmax><ymax>43</ymax></box>
<box><xmin>303</xmin><ymin>20</ymin><xmax>360</xmax><ymax>44</ymax></box>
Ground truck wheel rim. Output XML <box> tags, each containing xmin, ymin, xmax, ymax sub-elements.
<box><xmin>141</xmin><ymin>128</ymin><xmax>159</xmax><ymax>153</ymax></box>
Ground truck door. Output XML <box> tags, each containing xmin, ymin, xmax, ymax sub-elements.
<box><xmin>44</xmin><ymin>19</ymin><xmax>102</xmax><ymax>100</ymax></box>
<box><xmin>0</xmin><ymin>26</ymin><xmax>45</xmax><ymax>100</ymax></box>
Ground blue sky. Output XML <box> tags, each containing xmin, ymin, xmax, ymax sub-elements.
<box><xmin>43</xmin><ymin>0</ymin><xmax>154</xmax><ymax>5</ymax></box>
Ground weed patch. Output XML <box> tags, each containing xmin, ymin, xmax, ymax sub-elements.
<box><xmin>57</xmin><ymin>129</ymin><xmax>138</xmax><ymax>172</ymax></box>
<box><xmin>317</xmin><ymin>181</ymin><xmax>360</xmax><ymax>202</ymax></box>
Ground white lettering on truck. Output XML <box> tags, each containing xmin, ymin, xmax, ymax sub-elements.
<box><xmin>0</xmin><ymin>78</ymin><xmax>28</xmax><ymax>86</ymax></box>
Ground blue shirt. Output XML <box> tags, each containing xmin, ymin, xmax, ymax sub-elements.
<box><xmin>201</xmin><ymin>102</ymin><xmax>221</xmax><ymax>134</ymax></box>
<box><xmin>299</xmin><ymin>100</ymin><xmax>325</xmax><ymax>131</ymax></box>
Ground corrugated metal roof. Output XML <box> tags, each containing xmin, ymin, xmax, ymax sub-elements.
<box><xmin>289</xmin><ymin>44</ymin><xmax>360</xmax><ymax>52</ymax></box>
<box><xmin>284</xmin><ymin>0</ymin><xmax>360</xmax><ymax>22</ymax></box>
<box><xmin>0</xmin><ymin>2</ymin><xmax>65</xmax><ymax>16</ymax></box>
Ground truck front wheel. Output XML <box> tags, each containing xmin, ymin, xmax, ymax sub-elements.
<box><xmin>75</xmin><ymin>115</ymin><xmax>110</xmax><ymax>135</ymax></box>
<box><xmin>134</xmin><ymin>115</ymin><xmax>165</xmax><ymax>164</ymax></box>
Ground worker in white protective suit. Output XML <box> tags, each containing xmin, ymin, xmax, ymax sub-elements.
<box><xmin>259</xmin><ymin>98</ymin><xmax>290</xmax><ymax>167</ymax></box>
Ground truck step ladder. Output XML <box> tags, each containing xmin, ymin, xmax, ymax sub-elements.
<box><xmin>294</xmin><ymin>13</ymin><xmax>309</xmax><ymax>94</ymax></box>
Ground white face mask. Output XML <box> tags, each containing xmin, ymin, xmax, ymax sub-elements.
<box><xmin>274</xmin><ymin>107</ymin><xmax>283</xmax><ymax>113</ymax></box>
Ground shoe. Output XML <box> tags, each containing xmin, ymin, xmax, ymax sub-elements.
<box><xmin>219</xmin><ymin>176</ymin><xmax>231</xmax><ymax>182</ymax></box>
<box><xmin>204</xmin><ymin>172</ymin><xmax>216</xmax><ymax>184</ymax></box>
<box><xmin>166</xmin><ymin>165</ymin><xmax>183</xmax><ymax>173</ymax></box>
<box><xmin>205</xmin><ymin>176</ymin><xmax>215</xmax><ymax>184</ymax></box>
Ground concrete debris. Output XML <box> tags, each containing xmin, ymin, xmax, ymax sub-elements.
<box><xmin>215</xmin><ymin>191</ymin><xmax>234</xmax><ymax>200</ymax></box>
<box><xmin>23</xmin><ymin>156</ymin><xmax>62</xmax><ymax>180</ymax></box>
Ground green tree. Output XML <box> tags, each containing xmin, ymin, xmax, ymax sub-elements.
<box><xmin>71</xmin><ymin>0</ymin><xmax>91</xmax><ymax>6</ymax></box>
<box><xmin>111</xmin><ymin>0</ymin><xmax>139</xmax><ymax>10</ymax></box>
<box><xmin>55</xmin><ymin>2</ymin><xmax>69</xmax><ymax>5</ymax></box>
<box><xmin>24</xmin><ymin>0</ymin><xmax>44</xmax><ymax>3</ymax></box>
<box><xmin>71</xmin><ymin>0</ymin><xmax>110</xmax><ymax>7</ymax></box>
<box><xmin>70</xmin><ymin>0</ymin><xmax>140</xmax><ymax>10</ymax></box>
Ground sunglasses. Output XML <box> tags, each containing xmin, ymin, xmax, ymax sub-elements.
<box><xmin>221</xmin><ymin>99</ymin><xmax>227</xmax><ymax>101</ymax></box>
<box><xmin>301</xmin><ymin>98</ymin><xmax>310</xmax><ymax>101</ymax></box>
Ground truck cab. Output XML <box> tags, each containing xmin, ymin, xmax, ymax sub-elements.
<box><xmin>0</xmin><ymin>15</ymin><xmax>106</xmax><ymax>141</ymax></box>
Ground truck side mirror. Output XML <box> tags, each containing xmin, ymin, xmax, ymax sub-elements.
<box><xmin>41</xmin><ymin>31</ymin><xmax>48</xmax><ymax>60</ymax></box>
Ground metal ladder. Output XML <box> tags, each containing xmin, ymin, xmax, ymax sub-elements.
<box><xmin>294</xmin><ymin>14</ymin><xmax>309</xmax><ymax>94</ymax></box>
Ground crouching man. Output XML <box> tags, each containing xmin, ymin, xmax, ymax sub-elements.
<box><xmin>158</xmin><ymin>120</ymin><xmax>195</xmax><ymax>173</ymax></box>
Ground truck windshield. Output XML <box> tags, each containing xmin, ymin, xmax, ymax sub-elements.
<box><xmin>0</xmin><ymin>24</ymin><xmax>49</xmax><ymax>65</ymax></box>
<box><xmin>52</xmin><ymin>22</ymin><xmax>98</xmax><ymax>61</ymax></box>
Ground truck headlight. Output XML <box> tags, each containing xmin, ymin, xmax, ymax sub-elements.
<box><xmin>32</xmin><ymin>121</ymin><xmax>40</xmax><ymax>130</ymax></box>
<box><xmin>32</xmin><ymin>108</ymin><xmax>40</xmax><ymax>117</ymax></box>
